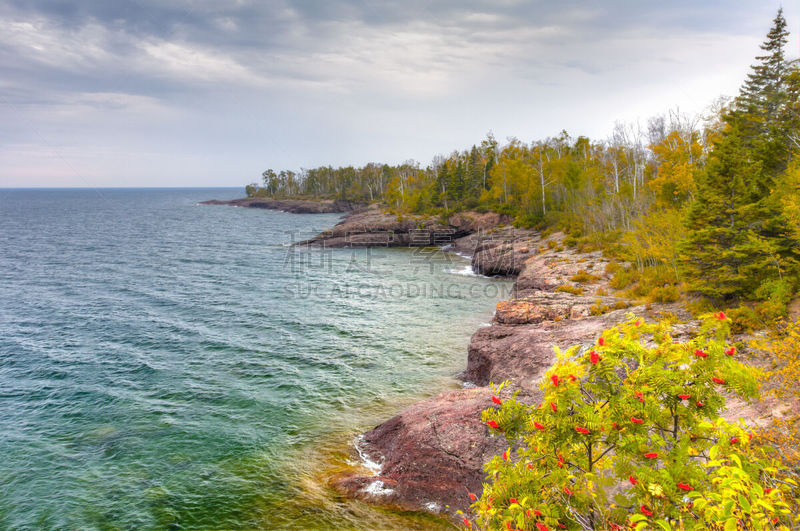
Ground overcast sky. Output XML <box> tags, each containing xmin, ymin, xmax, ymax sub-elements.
<box><xmin>0</xmin><ymin>1</ymin><xmax>796</xmax><ymax>188</ymax></box>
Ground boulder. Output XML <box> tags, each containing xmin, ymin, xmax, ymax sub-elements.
<box><xmin>331</xmin><ymin>387</ymin><xmax>509</xmax><ymax>516</ymax></box>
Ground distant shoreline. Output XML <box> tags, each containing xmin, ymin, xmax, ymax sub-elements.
<box><xmin>199</xmin><ymin>196</ymin><xmax>363</xmax><ymax>214</ymax></box>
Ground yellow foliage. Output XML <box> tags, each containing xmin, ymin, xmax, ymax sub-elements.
<box><xmin>622</xmin><ymin>208</ymin><xmax>685</xmax><ymax>276</ymax></box>
<box><xmin>555</xmin><ymin>284</ymin><xmax>584</xmax><ymax>295</ymax></box>
<box><xmin>568</xmin><ymin>269</ymin><xmax>601</xmax><ymax>284</ymax></box>
<box><xmin>649</xmin><ymin>130</ymin><xmax>702</xmax><ymax>206</ymax></box>
<box><xmin>751</xmin><ymin>317</ymin><xmax>800</xmax><ymax>464</ymax></box>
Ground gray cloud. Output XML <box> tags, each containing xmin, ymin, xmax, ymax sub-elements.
<box><xmin>0</xmin><ymin>0</ymin><xmax>794</xmax><ymax>186</ymax></box>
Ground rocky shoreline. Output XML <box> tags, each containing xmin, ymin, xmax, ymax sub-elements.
<box><xmin>297</xmin><ymin>204</ymin><xmax>515</xmax><ymax>250</ymax></box>
<box><xmin>260</xmin><ymin>203</ymin><xmax>692</xmax><ymax>519</ymax></box>
<box><xmin>205</xmin><ymin>198</ymin><xmax>790</xmax><ymax>524</ymax></box>
<box><xmin>327</xmin><ymin>226</ymin><xmax>669</xmax><ymax>520</ymax></box>
<box><xmin>308</xmin><ymin>206</ymin><xmax>789</xmax><ymax>525</ymax></box>
<box><xmin>200</xmin><ymin>197</ymin><xmax>363</xmax><ymax>214</ymax></box>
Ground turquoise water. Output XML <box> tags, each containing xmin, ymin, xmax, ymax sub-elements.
<box><xmin>0</xmin><ymin>189</ymin><xmax>511</xmax><ymax>530</ymax></box>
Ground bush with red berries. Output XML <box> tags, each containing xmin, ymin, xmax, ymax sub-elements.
<box><xmin>465</xmin><ymin>314</ymin><xmax>798</xmax><ymax>530</ymax></box>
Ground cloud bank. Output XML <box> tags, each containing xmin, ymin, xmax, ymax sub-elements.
<box><xmin>0</xmin><ymin>0</ymin><xmax>794</xmax><ymax>187</ymax></box>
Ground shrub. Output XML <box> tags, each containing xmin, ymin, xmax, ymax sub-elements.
<box><xmin>589</xmin><ymin>300</ymin><xmax>629</xmax><ymax>316</ymax></box>
<box><xmin>605</xmin><ymin>262</ymin><xmax>622</xmax><ymax>275</ymax></box>
<box><xmin>754</xmin><ymin>278</ymin><xmax>795</xmax><ymax>320</ymax></box>
<box><xmin>514</xmin><ymin>212</ymin><xmax>542</xmax><ymax>229</ymax></box>
<box><xmin>647</xmin><ymin>285</ymin><xmax>681</xmax><ymax>304</ymax></box>
<box><xmin>570</xmin><ymin>270</ymin><xmax>601</xmax><ymax>284</ymax></box>
<box><xmin>726</xmin><ymin>305</ymin><xmax>763</xmax><ymax>334</ymax></box>
<box><xmin>468</xmin><ymin>314</ymin><xmax>798</xmax><ymax>530</ymax></box>
<box><xmin>609</xmin><ymin>267</ymin><xmax>639</xmax><ymax>290</ymax></box>
<box><xmin>555</xmin><ymin>285</ymin><xmax>584</xmax><ymax>296</ymax></box>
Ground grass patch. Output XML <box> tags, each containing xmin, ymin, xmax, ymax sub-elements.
<box><xmin>569</xmin><ymin>269</ymin><xmax>601</xmax><ymax>284</ymax></box>
<box><xmin>555</xmin><ymin>285</ymin><xmax>584</xmax><ymax>295</ymax></box>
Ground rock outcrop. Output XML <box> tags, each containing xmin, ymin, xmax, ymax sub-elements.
<box><xmin>299</xmin><ymin>207</ymin><xmax>515</xmax><ymax>249</ymax></box>
<box><xmin>331</xmin><ymin>387</ymin><xmax>508</xmax><ymax>515</ymax></box>
<box><xmin>200</xmin><ymin>197</ymin><xmax>362</xmax><ymax>213</ymax></box>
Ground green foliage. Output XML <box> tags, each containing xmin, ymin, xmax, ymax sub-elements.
<box><xmin>686</xmin><ymin>449</ymin><xmax>798</xmax><ymax>530</ymax></box>
<box><xmin>609</xmin><ymin>267</ymin><xmax>640</xmax><ymax>291</ymax></box>
<box><xmin>677</xmin><ymin>125</ymin><xmax>794</xmax><ymax>299</ymax></box>
<box><xmin>563</xmin><ymin>235</ymin><xmax>579</xmax><ymax>248</ymax></box>
<box><xmin>753</xmin><ymin>279</ymin><xmax>794</xmax><ymax>319</ymax></box>
<box><xmin>646</xmin><ymin>285</ymin><xmax>682</xmax><ymax>304</ymax></box>
<box><xmin>470</xmin><ymin>315</ymin><xmax>800</xmax><ymax>530</ymax></box>
<box><xmin>244</xmin><ymin>183</ymin><xmax>262</xmax><ymax>197</ymax></box>
<box><xmin>725</xmin><ymin>306</ymin><xmax>764</xmax><ymax>335</ymax></box>
<box><xmin>623</xmin><ymin>267</ymin><xmax>676</xmax><ymax>299</ymax></box>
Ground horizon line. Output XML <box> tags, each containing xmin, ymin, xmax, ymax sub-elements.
<box><xmin>0</xmin><ymin>186</ymin><xmax>245</xmax><ymax>190</ymax></box>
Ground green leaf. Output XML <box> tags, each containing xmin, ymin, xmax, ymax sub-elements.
<box><xmin>710</xmin><ymin>445</ymin><xmax>719</xmax><ymax>460</ymax></box>
<box><xmin>655</xmin><ymin>519</ymin><xmax>673</xmax><ymax>531</ymax></box>
<box><xmin>738</xmin><ymin>493</ymin><xmax>751</xmax><ymax>513</ymax></box>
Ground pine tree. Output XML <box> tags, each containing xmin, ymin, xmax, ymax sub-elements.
<box><xmin>679</xmin><ymin>9</ymin><xmax>800</xmax><ymax>300</ymax></box>
<box><xmin>739</xmin><ymin>8</ymin><xmax>789</xmax><ymax>124</ymax></box>
<box><xmin>735</xmin><ymin>8</ymin><xmax>791</xmax><ymax>174</ymax></box>
<box><xmin>679</xmin><ymin>130</ymin><xmax>767</xmax><ymax>298</ymax></box>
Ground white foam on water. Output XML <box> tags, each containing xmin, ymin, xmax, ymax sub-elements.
<box><xmin>354</xmin><ymin>434</ymin><xmax>383</xmax><ymax>475</ymax></box>
<box><xmin>362</xmin><ymin>480</ymin><xmax>394</xmax><ymax>496</ymax></box>
<box><xmin>445</xmin><ymin>264</ymin><xmax>479</xmax><ymax>277</ymax></box>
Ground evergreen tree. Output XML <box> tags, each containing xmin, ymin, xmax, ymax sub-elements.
<box><xmin>680</xmin><ymin>9</ymin><xmax>800</xmax><ymax>300</ymax></box>
<box><xmin>735</xmin><ymin>8</ymin><xmax>791</xmax><ymax>175</ymax></box>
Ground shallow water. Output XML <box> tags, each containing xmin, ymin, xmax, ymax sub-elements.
<box><xmin>0</xmin><ymin>188</ymin><xmax>511</xmax><ymax>529</ymax></box>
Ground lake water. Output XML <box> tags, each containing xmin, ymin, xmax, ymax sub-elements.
<box><xmin>0</xmin><ymin>188</ymin><xmax>511</xmax><ymax>529</ymax></box>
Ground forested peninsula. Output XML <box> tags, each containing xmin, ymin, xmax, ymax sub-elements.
<box><xmin>225</xmin><ymin>10</ymin><xmax>800</xmax><ymax>529</ymax></box>
<box><xmin>247</xmin><ymin>11</ymin><xmax>799</xmax><ymax>313</ymax></box>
